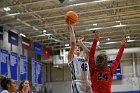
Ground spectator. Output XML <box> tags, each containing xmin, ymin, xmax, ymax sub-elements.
<box><xmin>0</xmin><ymin>76</ymin><xmax>16</xmax><ymax>93</ymax></box>
<box><xmin>17</xmin><ymin>80</ymin><xmax>33</xmax><ymax>93</ymax></box>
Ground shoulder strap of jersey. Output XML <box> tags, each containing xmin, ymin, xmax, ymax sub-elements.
<box><xmin>19</xmin><ymin>90</ymin><xmax>32</xmax><ymax>93</ymax></box>
<box><xmin>19</xmin><ymin>91</ymin><xmax>22</xmax><ymax>93</ymax></box>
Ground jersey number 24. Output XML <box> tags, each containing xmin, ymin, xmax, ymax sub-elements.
<box><xmin>98</xmin><ymin>73</ymin><xmax>108</xmax><ymax>81</ymax></box>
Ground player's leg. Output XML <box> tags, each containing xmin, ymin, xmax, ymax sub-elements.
<box><xmin>71</xmin><ymin>82</ymin><xmax>79</xmax><ymax>93</ymax></box>
<box><xmin>72</xmin><ymin>81</ymin><xmax>84</xmax><ymax>93</ymax></box>
<box><xmin>86</xmin><ymin>81</ymin><xmax>93</xmax><ymax>93</ymax></box>
<box><xmin>77</xmin><ymin>82</ymin><xmax>86</xmax><ymax>93</ymax></box>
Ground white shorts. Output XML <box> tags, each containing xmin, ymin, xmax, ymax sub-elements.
<box><xmin>71</xmin><ymin>80</ymin><xmax>93</xmax><ymax>93</ymax></box>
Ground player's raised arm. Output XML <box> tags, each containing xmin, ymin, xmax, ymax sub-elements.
<box><xmin>90</xmin><ymin>31</ymin><xmax>100</xmax><ymax>57</ymax></box>
<box><xmin>78</xmin><ymin>36</ymin><xmax>89</xmax><ymax>61</ymax></box>
<box><xmin>110</xmin><ymin>36</ymin><xmax>128</xmax><ymax>73</ymax></box>
<box><xmin>67</xmin><ymin>24</ymin><xmax>76</xmax><ymax>63</ymax></box>
<box><xmin>89</xmin><ymin>31</ymin><xmax>100</xmax><ymax>73</ymax></box>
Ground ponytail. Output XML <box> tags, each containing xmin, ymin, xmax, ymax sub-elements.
<box><xmin>0</xmin><ymin>76</ymin><xmax>12</xmax><ymax>90</ymax></box>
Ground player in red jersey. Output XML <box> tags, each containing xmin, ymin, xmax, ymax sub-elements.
<box><xmin>89</xmin><ymin>31</ymin><xmax>127</xmax><ymax>93</ymax></box>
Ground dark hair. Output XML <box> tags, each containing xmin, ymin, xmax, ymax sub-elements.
<box><xmin>0</xmin><ymin>75</ymin><xmax>5</xmax><ymax>84</ymax></box>
<box><xmin>0</xmin><ymin>76</ymin><xmax>12</xmax><ymax>90</ymax></box>
<box><xmin>18</xmin><ymin>80</ymin><xmax>26</xmax><ymax>91</ymax></box>
<box><xmin>96</xmin><ymin>53</ymin><xmax>108</xmax><ymax>68</ymax></box>
<box><xmin>18</xmin><ymin>80</ymin><xmax>32</xmax><ymax>93</ymax></box>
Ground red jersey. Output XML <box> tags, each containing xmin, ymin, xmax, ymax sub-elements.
<box><xmin>89</xmin><ymin>39</ymin><xmax>125</xmax><ymax>93</ymax></box>
<box><xmin>19</xmin><ymin>90</ymin><xmax>33</xmax><ymax>93</ymax></box>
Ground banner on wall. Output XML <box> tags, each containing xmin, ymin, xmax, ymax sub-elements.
<box><xmin>32</xmin><ymin>58</ymin><xmax>42</xmax><ymax>84</ymax></box>
<box><xmin>0</xmin><ymin>50</ymin><xmax>1</xmax><ymax>74</ymax></box>
<box><xmin>32</xmin><ymin>58</ymin><xmax>37</xmax><ymax>84</ymax></box>
<box><xmin>43</xmin><ymin>47</ymin><xmax>50</xmax><ymax>58</ymax></box>
<box><xmin>10</xmin><ymin>52</ymin><xmax>18</xmax><ymax>80</ymax></box>
<box><xmin>36</xmin><ymin>62</ymin><xmax>42</xmax><ymax>84</ymax></box>
<box><xmin>22</xmin><ymin>36</ymin><xmax>31</xmax><ymax>50</ymax></box>
<box><xmin>34</xmin><ymin>42</ymin><xmax>42</xmax><ymax>55</ymax></box>
<box><xmin>20</xmin><ymin>55</ymin><xmax>27</xmax><ymax>80</ymax></box>
<box><xmin>0</xmin><ymin>49</ymin><xmax>8</xmax><ymax>76</ymax></box>
<box><xmin>108</xmin><ymin>60</ymin><xmax>122</xmax><ymax>80</ymax></box>
<box><xmin>108</xmin><ymin>54</ymin><xmax>122</xmax><ymax>80</ymax></box>
<box><xmin>0</xmin><ymin>26</ymin><xmax>3</xmax><ymax>40</ymax></box>
<box><xmin>8</xmin><ymin>30</ymin><xmax>18</xmax><ymax>46</ymax></box>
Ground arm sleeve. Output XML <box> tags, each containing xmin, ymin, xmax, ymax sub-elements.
<box><xmin>89</xmin><ymin>39</ymin><xmax>98</xmax><ymax>75</ymax></box>
<box><xmin>110</xmin><ymin>45</ymin><xmax>125</xmax><ymax>73</ymax></box>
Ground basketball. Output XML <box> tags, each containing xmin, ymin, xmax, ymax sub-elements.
<box><xmin>65</xmin><ymin>11</ymin><xmax>78</xmax><ymax>25</ymax></box>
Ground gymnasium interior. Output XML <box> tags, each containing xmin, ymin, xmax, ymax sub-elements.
<box><xmin>0</xmin><ymin>0</ymin><xmax>140</xmax><ymax>93</ymax></box>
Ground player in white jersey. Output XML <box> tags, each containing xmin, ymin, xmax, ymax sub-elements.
<box><xmin>67</xmin><ymin>24</ymin><xmax>93</xmax><ymax>93</ymax></box>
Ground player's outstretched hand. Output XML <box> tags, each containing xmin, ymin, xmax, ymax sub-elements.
<box><xmin>94</xmin><ymin>30</ymin><xmax>100</xmax><ymax>41</ymax></box>
<box><xmin>67</xmin><ymin>22</ymin><xmax>74</xmax><ymax>33</ymax></box>
<box><xmin>121</xmin><ymin>36</ymin><xmax>128</xmax><ymax>45</ymax></box>
<box><xmin>78</xmin><ymin>36</ymin><xmax>84</xmax><ymax>44</ymax></box>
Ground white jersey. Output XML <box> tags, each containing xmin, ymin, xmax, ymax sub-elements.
<box><xmin>1</xmin><ymin>90</ymin><xmax>9</xmax><ymax>93</ymax></box>
<box><xmin>68</xmin><ymin>55</ymin><xmax>90</xmax><ymax>81</ymax></box>
<box><xmin>69</xmin><ymin>55</ymin><xmax>92</xmax><ymax>93</ymax></box>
